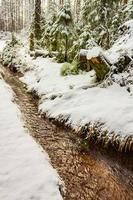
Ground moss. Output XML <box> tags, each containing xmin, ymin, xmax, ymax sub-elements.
<box><xmin>60</xmin><ymin>61</ymin><xmax>79</xmax><ymax>76</ymax></box>
<box><xmin>60</xmin><ymin>59</ymin><xmax>91</xmax><ymax>76</ymax></box>
<box><xmin>60</xmin><ymin>63</ymin><xmax>71</xmax><ymax>76</ymax></box>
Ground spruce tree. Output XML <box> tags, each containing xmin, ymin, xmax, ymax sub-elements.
<box><xmin>42</xmin><ymin>0</ymin><xmax>57</xmax><ymax>52</ymax></box>
<box><xmin>81</xmin><ymin>0</ymin><xmax>125</xmax><ymax>49</ymax></box>
<box><xmin>51</xmin><ymin>1</ymin><xmax>74</xmax><ymax>61</ymax></box>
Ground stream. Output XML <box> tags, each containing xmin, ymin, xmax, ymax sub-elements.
<box><xmin>1</xmin><ymin>66</ymin><xmax>133</xmax><ymax>200</ymax></box>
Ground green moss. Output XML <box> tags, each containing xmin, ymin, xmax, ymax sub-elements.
<box><xmin>60</xmin><ymin>61</ymin><xmax>79</xmax><ymax>76</ymax></box>
<box><xmin>60</xmin><ymin>63</ymin><xmax>71</xmax><ymax>76</ymax></box>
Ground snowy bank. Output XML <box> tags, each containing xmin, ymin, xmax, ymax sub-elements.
<box><xmin>20</xmin><ymin>55</ymin><xmax>133</xmax><ymax>152</ymax></box>
<box><xmin>1</xmin><ymin>19</ymin><xmax>133</xmax><ymax>152</ymax></box>
<box><xmin>0</xmin><ymin>77</ymin><xmax>63</xmax><ymax>200</ymax></box>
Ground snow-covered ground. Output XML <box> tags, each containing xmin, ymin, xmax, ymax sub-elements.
<box><xmin>22</xmin><ymin>20</ymin><xmax>133</xmax><ymax>141</ymax></box>
<box><xmin>0</xmin><ymin>75</ymin><xmax>63</xmax><ymax>199</ymax></box>
<box><xmin>22</xmin><ymin>57</ymin><xmax>96</xmax><ymax>96</ymax></box>
<box><xmin>1</xmin><ymin>20</ymin><xmax>133</xmax><ymax>149</ymax></box>
<box><xmin>21</xmin><ymin>57</ymin><xmax>133</xmax><ymax>140</ymax></box>
<box><xmin>20</xmin><ymin>20</ymin><xmax>133</xmax><ymax>141</ymax></box>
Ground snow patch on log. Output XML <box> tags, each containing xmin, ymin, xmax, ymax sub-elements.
<box><xmin>87</xmin><ymin>47</ymin><xmax>103</xmax><ymax>60</ymax></box>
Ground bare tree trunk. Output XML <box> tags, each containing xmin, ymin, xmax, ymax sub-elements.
<box><xmin>65</xmin><ymin>35</ymin><xmax>68</xmax><ymax>61</ymax></box>
<box><xmin>34</xmin><ymin>0</ymin><xmax>41</xmax><ymax>40</ymax></box>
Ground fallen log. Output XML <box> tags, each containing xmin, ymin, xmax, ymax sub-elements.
<box><xmin>80</xmin><ymin>47</ymin><xmax>111</xmax><ymax>81</ymax></box>
<box><xmin>30</xmin><ymin>49</ymin><xmax>58</xmax><ymax>58</ymax></box>
<box><xmin>35</xmin><ymin>49</ymin><xmax>49</xmax><ymax>58</ymax></box>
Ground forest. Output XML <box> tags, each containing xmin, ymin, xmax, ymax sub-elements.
<box><xmin>0</xmin><ymin>1</ymin><xmax>133</xmax><ymax>78</ymax></box>
<box><xmin>0</xmin><ymin>0</ymin><xmax>133</xmax><ymax>200</ymax></box>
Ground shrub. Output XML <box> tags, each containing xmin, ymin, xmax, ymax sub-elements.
<box><xmin>60</xmin><ymin>61</ymin><xmax>79</xmax><ymax>76</ymax></box>
<box><xmin>2</xmin><ymin>36</ymin><xmax>27</xmax><ymax>72</ymax></box>
<box><xmin>56</xmin><ymin>52</ymin><xmax>66</xmax><ymax>63</ymax></box>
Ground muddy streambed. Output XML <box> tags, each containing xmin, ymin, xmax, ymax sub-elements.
<box><xmin>2</xmin><ymin>66</ymin><xmax>133</xmax><ymax>200</ymax></box>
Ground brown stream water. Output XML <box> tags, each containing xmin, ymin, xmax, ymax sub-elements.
<box><xmin>2</xmin><ymin>66</ymin><xmax>133</xmax><ymax>200</ymax></box>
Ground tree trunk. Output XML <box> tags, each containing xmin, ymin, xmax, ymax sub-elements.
<box><xmin>34</xmin><ymin>0</ymin><xmax>41</xmax><ymax>40</ymax></box>
<box><xmin>64</xmin><ymin>35</ymin><xmax>68</xmax><ymax>62</ymax></box>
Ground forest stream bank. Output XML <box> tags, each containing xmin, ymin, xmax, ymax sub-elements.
<box><xmin>1</xmin><ymin>65</ymin><xmax>133</xmax><ymax>200</ymax></box>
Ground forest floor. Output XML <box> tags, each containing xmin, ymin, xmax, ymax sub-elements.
<box><xmin>1</xmin><ymin>65</ymin><xmax>133</xmax><ymax>200</ymax></box>
<box><xmin>0</xmin><ymin>33</ymin><xmax>133</xmax><ymax>199</ymax></box>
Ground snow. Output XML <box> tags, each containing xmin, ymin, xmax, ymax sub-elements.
<box><xmin>106</xmin><ymin>19</ymin><xmax>133</xmax><ymax>64</ymax></box>
<box><xmin>80</xmin><ymin>49</ymin><xmax>88</xmax><ymax>56</ymax></box>
<box><xmin>0</xmin><ymin>40</ymin><xmax>6</xmax><ymax>52</ymax></box>
<box><xmin>0</xmin><ymin>32</ymin><xmax>11</xmax><ymax>52</ymax></box>
<box><xmin>85</xmin><ymin>19</ymin><xmax>133</xmax><ymax>64</ymax></box>
<box><xmin>1</xmin><ymin>20</ymin><xmax>133</xmax><ymax>146</ymax></box>
<box><xmin>86</xmin><ymin>47</ymin><xmax>103</xmax><ymax>60</ymax></box>
<box><xmin>0</xmin><ymin>77</ymin><xmax>63</xmax><ymax>200</ymax></box>
<box><xmin>22</xmin><ymin>57</ymin><xmax>96</xmax><ymax>97</ymax></box>
<box><xmin>39</xmin><ymin>83</ymin><xmax>133</xmax><ymax>137</ymax></box>
<box><xmin>21</xmin><ymin>55</ymin><xmax>133</xmax><ymax>139</ymax></box>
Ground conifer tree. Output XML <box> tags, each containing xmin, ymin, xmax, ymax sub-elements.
<box><xmin>81</xmin><ymin>0</ymin><xmax>125</xmax><ymax>49</ymax></box>
<box><xmin>51</xmin><ymin>1</ymin><xmax>74</xmax><ymax>61</ymax></box>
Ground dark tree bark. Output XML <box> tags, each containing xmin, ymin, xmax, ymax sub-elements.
<box><xmin>34</xmin><ymin>0</ymin><xmax>41</xmax><ymax>40</ymax></box>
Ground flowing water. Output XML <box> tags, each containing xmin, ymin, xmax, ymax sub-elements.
<box><xmin>2</xmin><ymin>66</ymin><xmax>133</xmax><ymax>200</ymax></box>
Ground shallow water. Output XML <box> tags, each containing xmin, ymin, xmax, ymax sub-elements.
<box><xmin>2</xmin><ymin>66</ymin><xmax>133</xmax><ymax>200</ymax></box>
